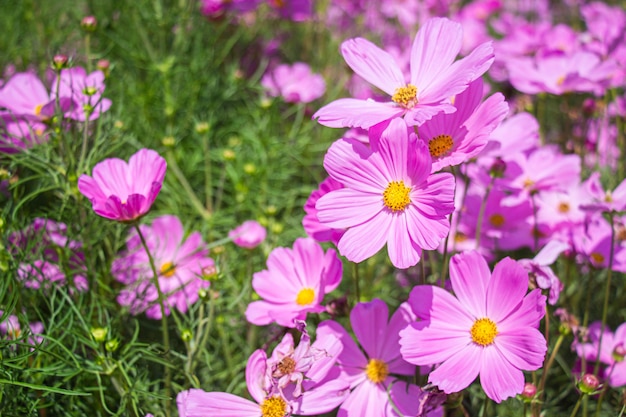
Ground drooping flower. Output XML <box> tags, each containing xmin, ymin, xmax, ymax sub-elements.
<box><xmin>313</xmin><ymin>17</ymin><xmax>494</xmax><ymax>129</ymax></box>
<box><xmin>316</xmin><ymin>299</ymin><xmax>439</xmax><ymax>416</ymax></box>
<box><xmin>229</xmin><ymin>220</ymin><xmax>267</xmax><ymax>249</ymax></box>
<box><xmin>400</xmin><ymin>250</ymin><xmax>547</xmax><ymax>402</ymax></box>
<box><xmin>315</xmin><ymin>118</ymin><xmax>455</xmax><ymax>269</ymax></box>
<box><xmin>78</xmin><ymin>148</ymin><xmax>167</xmax><ymax>222</ymax></box>
<box><xmin>261</xmin><ymin>62</ymin><xmax>325</xmax><ymax>104</ymax></box>
<box><xmin>113</xmin><ymin>215</ymin><xmax>214</xmax><ymax>319</ymax></box>
<box><xmin>245</xmin><ymin>237</ymin><xmax>342</xmax><ymax>327</ymax></box>
<box><xmin>418</xmin><ymin>78</ymin><xmax>508</xmax><ymax>172</ymax></box>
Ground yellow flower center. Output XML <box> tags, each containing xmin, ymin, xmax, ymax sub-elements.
<box><xmin>391</xmin><ymin>84</ymin><xmax>418</xmax><ymax>108</ymax></box>
<box><xmin>277</xmin><ymin>357</ymin><xmax>296</xmax><ymax>374</ymax></box>
<box><xmin>159</xmin><ymin>261</ymin><xmax>177</xmax><ymax>278</ymax></box>
<box><xmin>523</xmin><ymin>178</ymin><xmax>535</xmax><ymax>188</ymax></box>
<box><xmin>428</xmin><ymin>134</ymin><xmax>454</xmax><ymax>158</ymax></box>
<box><xmin>365</xmin><ymin>358</ymin><xmax>389</xmax><ymax>383</ymax></box>
<box><xmin>260</xmin><ymin>396</ymin><xmax>287</xmax><ymax>417</ymax></box>
<box><xmin>34</xmin><ymin>104</ymin><xmax>43</xmax><ymax>116</ymax></box>
<box><xmin>295</xmin><ymin>288</ymin><xmax>315</xmax><ymax>305</ymax></box>
<box><xmin>558</xmin><ymin>202</ymin><xmax>570</xmax><ymax>213</ymax></box>
<box><xmin>590</xmin><ymin>252</ymin><xmax>605</xmax><ymax>264</ymax></box>
<box><xmin>383</xmin><ymin>181</ymin><xmax>411</xmax><ymax>212</ymax></box>
<box><xmin>489</xmin><ymin>214</ymin><xmax>505</xmax><ymax>227</ymax></box>
<box><xmin>455</xmin><ymin>233</ymin><xmax>468</xmax><ymax>243</ymax></box>
<box><xmin>604</xmin><ymin>192</ymin><xmax>613</xmax><ymax>203</ymax></box>
<box><xmin>470</xmin><ymin>318</ymin><xmax>498</xmax><ymax>346</ymax></box>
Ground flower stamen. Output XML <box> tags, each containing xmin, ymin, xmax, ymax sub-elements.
<box><xmin>160</xmin><ymin>261</ymin><xmax>177</xmax><ymax>278</ymax></box>
<box><xmin>260</xmin><ymin>396</ymin><xmax>288</xmax><ymax>417</ymax></box>
<box><xmin>470</xmin><ymin>318</ymin><xmax>498</xmax><ymax>346</ymax></box>
<box><xmin>383</xmin><ymin>181</ymin><xmax>411</xmax><ymax>212</ymax></box>
<box><xmin>365</xmin><ymin>358</ymin><xmax>389</xmax><ymax>383</ymax></box>
<box><xmin>296</xmin><ymin>288</ymin><xmax>315</xmax><ymax>305</ymax></box>
<box><xmin>428</xmin><ymin>134</ymin><xmax>454</xmax><ymax>158</ymax></box>
<box><xmin>391</xmin><ymin>84</ymin><xmax>418</xmax><ymax>108</ymax></box>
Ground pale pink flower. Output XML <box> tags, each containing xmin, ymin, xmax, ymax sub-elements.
<box><xmin>261</xmin><ymin>62</ymin><xmax>325</xmax><ymax>103</ymax></box>
<box><xmin>581</xmin><ymin>171</ymin><xmax>626</xmax><ymax>213</ymax></box>
<box><xmin>229</xmin><ymin>220</ymin><xmax>267</xmax><ymax>249</ymax></box>
<box><xmin>400</xmin><ymin>251</ymin><xmax>547</xmax><ymax>403</ymax></box>
<box><xmin>315</xmin><ymin>118</ymin><xmax>455</xmax><ymax>269</ymax></box>
<box><xmin>78</xmin><ymin>148</ymin><xmax>167</xmax><ymax>222</ymax></box>
<box><xmin>576</xmin><ymin>321</ymin><xmax>626</xmax><ymax>388</ymax></box>
<box><xmin>245</xmin><ymin>237</ymin><xmax>342</xmax><ymax>327</ymax></box>
<box><xmin>313</xmin><ymin>17</ymin><xmax>494</xmax><ymax>128</ymax></box>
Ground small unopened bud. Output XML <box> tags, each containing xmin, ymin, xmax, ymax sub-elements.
<box><xmin>195</xmin><ymin>122</ymin><xmax>210</xmax><ymax>134</ymax></box>
<box><xmin>243</xmin><ymin>163</ymin><xmax>256</xmax><ymax>174</ymax></box>
<box><xmin>521</xmin><ymin>383</ymin><xmax>537</xmax><ymax>401</ymax></box>
<box><xmin>490</xmin><ymin>158</ymin><xmax>507</xmax><ymax>178</ymax></box>
<box><xmin>90</xmin><ymin>327</ymin><xmax>108</xmax><ymax>343</ymax></box>
<box><xmin>52</xmin><ymin>54</ymin><xmax>69</xmax><ymax>71</ymax></box>
<box><xmin>578</xmin><ymin>373</ymin><xmax>600</xmax><ymax>394</ymax></box>
<box><xmin>222</xmin><ymin>149</ymin><xmax>235</xmax><ymax>161</ymax></box>
<box><xmin>181</xmin><ymin>329</ymin><xmax>193</xmax><ymax>342</ymax></box>
<box><xmin>201</xmin><ymin>265</ymin><xmax>218</xmax><ymax>281</ymax></box>
<box><xmin>96</xmin><ymin>59</ymin><xmax>110</xmax><ymax>77</ymax></box>
<box><xmin>81</xmin><ymin>15</ymin><xmax>98</xmax><ymax>32</ymax></box>
<box><xmin>162</xmin><ymin>136</ymin><xmax>175</xmax><ymax>147</ymax></box>
<box><xmin>105</xmin><ymin>338</ymin><xmax>120</xmax><ymax>352</ymax></box>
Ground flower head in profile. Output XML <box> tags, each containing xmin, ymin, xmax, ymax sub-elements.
<box><xmin>113</xmin><ymin>215</ymin><xmax>214</xmax><ymax>319</ymax></box>
<box><xmin>315</xmin><ymin>118</ymin><xmax>455</xmax><ymax>269</ymax></box>
<box><xmin>229</xmin><ymin>220</ymin><xmax>267</xmax><ymax>249</ymax></box>
<box><xmin>262</xmin><ymin>62</ymin><xmax>326</xmax><ymax>104</ymax></box>
<box><xmin>313</xmin><ymin>17</ymin><xmax>494</xmax><ymax>129</ymax></box>
<box><xmin>400</xmin><ymin>250</ymin><xmax>547</xmax><ymax>402</ymax></box>
<box><xmin>245</xmin><ymin>237</ymin><xmax>342</xmax><ymax>327</ymax></box>
<box><xmin>78</xmin><ymin>148</ymin><xmax>167</xmax><ymax>222</ymax></box>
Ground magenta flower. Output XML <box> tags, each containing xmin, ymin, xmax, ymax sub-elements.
<box><xmin>316</xmin><ymin>299</ymin><xmax>427</xmax><ymax>416</ymax></box>
<box><xmin>581</xmin><ymin>171</ymin><xmax>626</xmax><ymax>213</ymax></box>
<box><xmin>113</xmin><ymin>215</ymin><xmax>214</xmax><ymax>319</ymax></box>
<box><xmin>52</xmin><ymin>67</ymin><xmax>111</xmax><ymax>121</ymax></box>
<box><xmin>418</xmin><ymin>78</ymin><xmax>508</xmax><ymax>172</ymax></box>
<box><xmin>229</xmin><ymin>220</ymin><xmax>267</xmax><ymax>249</ymax></box>
<box><xmin>400</xmin><ymin>251</ymin><xmax>547</xmax><ymax>402</ymax></box>
<box><xmin>245</xmin><ymin>237</ymin><xmax>342</xmax><ymax>327</ymax></box>
<box><xmin>261</xmin><ymin>62</ymin><xmax>325</xmax><ymax>104</ymax></box>
<box><xmin>78</xmin><ymin>148</ymin><xmax>167</xmax><ymax>222</ymax></box>
<box><xmin>313</xmin><ymin>17</ymin><xmax>494</xmax><ymax>129</ymax></box>
<box><xmin>315</xmin><ymin>118</ymin><xmax>455</xmax><ymax>269</ymax></box>
<box><xmin>0</xmin><ymin>72</ymin><xmax>56</xmax><ymax>120</ymax></box>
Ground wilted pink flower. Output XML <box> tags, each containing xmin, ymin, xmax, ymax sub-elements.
<box><xmin>419</xmin><ymin>78</ymin><xmax>508</xmax><ymax>172</ymax></box>
<box><xmin>315</xmin><ymin>118</ymin><xmax>455</xmax><ymax>269</ymax></box>
<box><xmin>245</xmin><ymin>237</ymin><xmax>342</xmax><ymax>327</ymax></box>
<box><xmin>53</xmin><ymin>67</ymin><xmax>111</xmax><ymax>121</ymax></box>
<box><xmin>113</xmin><ymin>215</ymin><xmax>214</xmax><ymax>319</ymax></box>
<box><xmin>313</xmin><ymin>17</ymin><xmax>494</xmax><ymax>128</ymax></box>
<box><xmin>317</xmin><ymin>299</ymin><xmax>437</xmax><ymax>416</ymax></box>
<box><xmin>400</xmin><ymin>251</ymin><xmax>547</xmax><ymax>402</ymax></box>
<box><xmin>262</xmin><ymin>63</ymin><xmax>325</xmax><ymax>103</ymax></box>
<box><xmin>302</xmin><ymin>177</ymin><xmax>345</xmax><ymax>245</ymax></box>
<box><xmin>78</xmin><ymin>148</ymin><xmax>167</xmax><ymax>222</ymax></box>
<box><xmin>229</xmin><ymin>220</ymin><xmax>267</xmax><ymax>249</ymax></box>
<box><xmin>575</xmin><ymin>321</ymin><xmax>626</xmax><ymax>387</ymax></box>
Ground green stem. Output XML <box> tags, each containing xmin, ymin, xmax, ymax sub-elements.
<box><xmin>352</xmin><ymin>262</ymin><xmax>360</xmax><ymax>302</ymax></box>
<box><xmin>85</xmin><ymin>33</ymin><xmax>92</xmax><ymax>73</ymax></box>
<box><xmin>475</xmin><ymin>177</ymin><xmax>494</xmax><ymax>249</ymax></box>
<box><xmin>569</xmin><ymin>395</ymin><xmax>583</xmax><ymax>417</ymax></box>
<box><xmin>202</xmin><ymin>132</ymin><xmax>213</xmax><ymax>214</ymax></box>
<box><xmin>133</xmin><ymin>224</ymin><xmax>172</xmax><ymax>417</ymax></box>
<box><xmin>536</xmin><ymin>333</ymin><xmax>565</xmax><ymax>416</ymax></box>
<box><xmin>166</xmin><ymin>150</ymin><xmax>211</xmax><ymax>220</ymax></box>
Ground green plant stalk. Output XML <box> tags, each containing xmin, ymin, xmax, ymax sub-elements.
<box><xmin>202</xmin><ymin>132</ymin><xmax>213</xmax><ymax>214</ymax></box>
<box><xmin>133</xmin><ymin>223</ymin><xmax>172</xmax><ymax>417</ymax></box>
<box><xmin>569</xmin><ymin>395</ymin><xmax>583</xmax><ymax>417</ymax></box>
<box><xmin>352</xmin><ymin>261</ymin><xmax>360</xmax><ymax>303</ymax></box>
<box><xmin>474</xmin><ymin>177</ymin><xmax>494</xmax><ymax>249</ymax></box>
<box><xmin>535</xmin><ymin>333</ymin><xmax>565</xmax><ymax>416</ymax></box>
<box><xmin>85</xmin><ymin>33</ymin><xmax>92</xmax><ymax>73</ymax></box>
<box><xmin>165</xmin><ymin>149</ymin><xmax>211</xmax><ymax>220</ymax></box>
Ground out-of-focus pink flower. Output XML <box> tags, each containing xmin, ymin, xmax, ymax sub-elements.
<box><xmin>199</xmin><ymin>0</ymin><xmax>260</xmax><ymax>19</ymax></box>
<box><xmin>18</xmin><ymin>261</ymin><xmax>88</xmax><ymax>293</ymax></box>
<box><xmin>576</xmin><ymin>321</ymin><xmax>626</xmax><ymax>388</ymax></box>
<box><xmin>302</xmin><ymin>177</ymin><xmax>345</xmax><ymax>245</ymax></box>
<box><xmin>316</xmin><ymin>118</ymin><xmax>455</xmax><ymax>269</ymax></box>
<box><xmin>313</xmin><ymin>17</ymin><xmax>494</xmax><ymax>129</ymax></box>
<box><xmin>518</xmin><ymin>240</ymin><xmax>569</xmax><ymax>305</ymax></box>
<box><xmin>53</xmin><ymin>67</ymin><xmax>111</xmax><ymax>121</ymax></box>
<box><xmin>113</xmin><ymin>215</ymin><xmax>214</xmax><ymax>319</ymax></box>
<box><xmin>78</xmin><ymin>148</ymin><xmax>167</xmax><ymax>222</ymax></box>
<box><xmin>400</xmin><ymin>251</ymin><xmax>547</xmax><ymax>403</ymax></box>
<box><xmin>581</xmin><ymin>171</ymin><xmax>626</xmax><ymax>213</ymax></box>
<box><xmin>229</xmin><ymin>220</ymin><xmax>267</xmax><ymax>249</ymax></box>
<box><xmin>245</xmin><ymin>237</ymin><xmax>342</xmax><ymax>327</ymax></box>
<box><xmin>0</xmin><ymin>311</ymin><xmax>44</xmax><ymax>347</ymax></box>
<box><xmin>261</xmin><ymin>63</ymin><xmax>325</xmax><ymax>104</ymax></box>
<box><xmin>268</xmin><ymin>0</ymin><xmax>313</xmax><ymax>22</ymax></box>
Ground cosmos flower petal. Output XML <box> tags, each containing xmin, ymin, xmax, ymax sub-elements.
<box><xmin>176</xmin><ymin>390</ymin><xmax>260</xmax><ymax>417</ymax></box>
<box><xmin>337</xmin><ymin>380</ymin><xmax>389</xmax><ymax>417</ymax></box>
<box><xmin>341</xmin><ymin>37</ymin><xmax>406</xmax><ymax>96</ymax></box>
<box><xmin>405</xmin><ymin>206</ymin><xmax>450</xmax><ymax>250</ymax></box>
<box><xmin>313</xmin><ymin>98</ymin><xmax>405</xmax><ymax>129</ymax></box>
<box><xmin>407</xmin><ymin>285</ymin><xmax>474</xmax><ymax>325</ymax></box>
<box><xmin>449</xmin><ymin>251</ymin><xmax>491</xmax><ymax>317</ymax></box>
<box><xmin>428</xmin><ymin>342</ymin><xmax>482</xmax><ymax>394</ymax></box>
<box><xmin>495</xmin><ymin>328</ymin><xmax>547</xmax><ymax>371</ymax></box>
<box><xmin>337</xmin><ymin>211</ymin><xmax>392</xmax><ymax>263</ymax></box>
<box><xmin>479</xmin><ymin>347</ymin><xmax>525</xmax><ymax>403</ymax></box>
<box><xmin>486</xmin><ymin>257</ymin><xmax>530</xmax><ymax>322</ymax></box>
<box><xmin>388</xmin><ymin>212</ymin><xmax>423</xmax><ymax>267</ymax></box>
<box><xmin>245</xmin><ymin>350</ymin><xmax>267</xmax><ymax>404</ymax></box>
<box><xmin>323</xmin><ymin>137</ymin><xmax>388</xmax><ymax>192</ymax></box>
<box><xmin>316</xmin><ymin>188</ymin><xmax>383</xmax><ymax>229</ymax></box>
<box><xmin>400</xmin><ymin>320</ymin><xmax>470</xmax><ymax>366</ymax></box>
<box><xmin>351</xmin><ymin>299</ymin><xmax>389</xmax><ymax>359</ymax></box>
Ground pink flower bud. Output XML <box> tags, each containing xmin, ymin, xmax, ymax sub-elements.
<box><xmin>81</xmin><ymin>15</ymin><xmax>97</xmax><ymax>31</ymax></box>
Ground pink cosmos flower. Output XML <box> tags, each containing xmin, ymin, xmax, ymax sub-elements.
<box><xmin>315</xmin><ymin>118</ymin><xmax>455</xmax><ymax>269</ymax></box>
<box><xmin>112</xmin><ymin>215</ymin><xmax>214</xmax><ymax>319</ymax></box>
<box><xmin>0</xmin><ymin>72</ymin><xmax>57</xmax><ymax>121</ymax></box>
<box><xmin>302</xmin><ymin>177</ymin><xmax>346</xmax><ymax>245</ymax></box>
<box><xmin>261</xmin><ymin>62</ymin><xmax>325</xmax><ymax>104</ymax></box>
<box><xmin>18</xmin><ymin>260</ymin><xmax>88</xmax><ymax>293</ymax></box>
<box><xmin>518</xmin><ymin>240</ymin><xmax>569</xmax><ymax>305</ymax></box>
<box><xmin>316</xmin><ymin>299</ymin><xmax>439</xmax><ymax>416</ymax></box>
<box><xmin>575</xmin><ymin>321</ymin><xmax>626</xmax><ymax>388</ymax></box>
<box><xmin>581</xmin><ymin>171</ymin><xmax>626</xmax><ymax>213</ymax></box>
<box><xmin>245</xmin><ymin>237</ymin><xmax>342</xmax><ymax>327</ymax></box>
<box><xmin>418</xmin><ymin>78</ymin><xmax>508</xmax><ymax>172</ymax></box>
<box><xmin>0</xmin><ymin>311</ymin><xmax>44</xmax><ymax>347</ymax></box>
<box><xmin>229</xmin><ymin>220</ymin><xmax>267</xmax><ymax>249</ymax></box>
<box><xmin>399</xmin><ymin>250</ymin><xmax>547</xmax><ymax>403</ymax></box>
<box><xmin>177</xmin><ymin>327</ymin><xmax>348</xmax><ymax>416</ymax></box>
<box><xmin>268</xmin><ymin>0</ymin><xmax>313</xmax><ymax>22</ymax></box>
<box><xmin>313</xmin><ymin>17</ymin><xmax>495</xmax><ymax>128</ymax></box>
<box><xmin>52</xmin><ymin>67</ymin><xmax>111</xmax><ymax>121</ymax></box>
<box><xmin>78</xmin><ymin>148</ymin><xmax>167</xmax><ymax>222</ymax></box>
